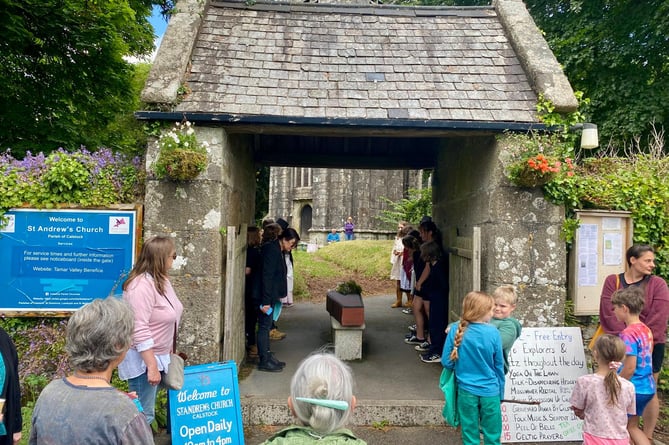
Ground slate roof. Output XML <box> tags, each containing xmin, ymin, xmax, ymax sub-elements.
<box><xmin>174</xmin><ymin>1</ymin><xmax>539</xmax><ymax>125</ymax></box>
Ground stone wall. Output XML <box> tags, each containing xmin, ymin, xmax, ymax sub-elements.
<box><xmin>144</xmin><ymin>127</ymin><xmax>255</xmax><ymax>364</ymax></box>
<box><xmin>433</xmin><ymin>135</ymin><xmax>567</xmax><ymax>326</ymax></box>
<box><xmin>269</xmin><ymin>167</ymin><xmax>422</xmax><ymax>243</ymax></box>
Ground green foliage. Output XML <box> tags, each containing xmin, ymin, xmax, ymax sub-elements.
<box><xmin>0</xmin><ymin>318</ymin><xmax>70</xmax><ymax>404</ymax></box>
<box><xmin>42</xmin><ymin>155</ymin><xmax>91</xmax><ymax>203</ymax></box>
<box><xmin>378</xmin><ymin>187</ymin><xmax>432</xmax><ymax>226</ymax></box>
<box><xmin>536</xmin><ymin>92</ymin><xmax>589</xmax><ymax>138</ymax></box>
<box><xmin>151</xmin><ymin>121</ymin><xmax>208</xmax><ymax>181</ymax></box>
<box><xmin>335</xmin><ymin>280</ymin><xmax>363</xmax><ymax>296</ymax></box>
<box><xmin>559</xmin><ymin>217</ymin><xmax>581</xmax><ymax>247</ymax></box>
<box><xmin>563</xmin><ymin>299</ymin><xmax>579</xmax><ymax>327</ymax></box>
<box><xmin>0</xmin><ymin>148</ymin><xmax>144</xmax><ymax>221</ymax></box>
<box><xmin>20</xmin><ymin>405</ymin><xmax>32</xmax><ymax>445</ymax></box>
<box><xmin>545</xmin><ymin>150</ymin><xmax>669</xmax><ymax>279</ymax></box>
<box><xmin>0</xmin><ymin>0</ymin><xmax>161</xmax><ymax>156</ymax></box>
<box><xmin>658</xmin><ymin>367</ymin><xmax>669</xmax><ymax>393</ymax></box>
<box><xmin>371</xmin><ymin>419</ymin><xmax>390</xmax><ymax>430</ymax></box>
<box><xmin>525</xmin><ymin>0</ymin><xmax>669</xmax><ymax>151</ymax></box>
<box><xmin>103</xmin><ymin>63</ymin><xmax>153</xmax><ymax>158</ymax></box>
<box><xmin>153</xmin><ymin>389</ymin><xmax>169</xmax><ymax>431</ymax></box>
<box><xmin>22</xmin><ymin>374</ymin><xmax>49</xmax><ymax>406</ymax></box>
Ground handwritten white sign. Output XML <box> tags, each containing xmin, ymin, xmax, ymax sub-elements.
<box><xmin>501</xmin><ymin>327</ymin><xmax>587</xmax><ymax>442</ymax></box>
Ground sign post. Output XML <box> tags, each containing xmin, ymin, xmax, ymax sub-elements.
<box><xmin>501</xmin><ymin>327</ymin><xmax>587</xmax><ymax>443</ymax></box>
<box><xmin>169</xmin><ymin>362</ymin><xmax>245</xmax><ymax>445</ymax></box>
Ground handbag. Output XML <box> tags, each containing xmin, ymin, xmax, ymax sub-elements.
<box><xmin>162</xmin><ymin>352</ymin><xmax>185</xmax><ymax>390</ymax></box>
<box><xmin>161</xmin><ymin>294</ymin><xmax>186</xmax><ymax>390</ymax></box>
<box><xmin>588</xmin><ymin>274</ymin><xmax>621</xmax><ymax>350</ymax></box>
<box><xmin>162</xmin><ymin>323</ymin><xmax>186</xmax><ymax>390</ymax></box>
<box><xmin>439</xmin><ymin>367</ymin><xmax>459</xmax><ymax>427</ymax></box>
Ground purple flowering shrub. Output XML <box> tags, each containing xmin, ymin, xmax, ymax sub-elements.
<box><xmin>0</xmin><ymin>148</ymin><xmax>144</xmax><ymax>214</ymax></box>
<box><xmin>0</xmin><ymin>318</ymin><xmax>69</xmax><ymax>404</ymax></box>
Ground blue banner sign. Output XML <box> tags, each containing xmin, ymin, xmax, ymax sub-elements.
<box><xmin>169</xmin><ymin>361</ymin><xmax>245</xmax><ymax>445</ymax></box>
<box><xmin>0</xmin><ymin>208</ymin><xmax>137</xmax><ymax>312</ymax></box>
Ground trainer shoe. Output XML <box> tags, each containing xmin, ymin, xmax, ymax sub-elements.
<box><xmin>270</xmin><ymin>328</ymin><xmax>287</xmax><ymax>340</ymax></box>
<box><xmin>404</xmin><ymin>335</ymin><xmax>426</xmax><ymax>345</ymax></box>
<box><xmin>414</xmin><ymin>341</ymin><xmax>431</xmax><ymax>352</ymax></box>
<box><xmin>420</xmin><ymin>353</ymin><xmax>441</xmax><ymax>363</ymax></box>
<box><xmin>408</xmin><ymin>324</ymin><xmax>417</xmax><ymax>332</ymax></box>
<box><xmin>401</xmin><ymin>308</ymin><xmax>413</xmax><ymax>314</ymax></box>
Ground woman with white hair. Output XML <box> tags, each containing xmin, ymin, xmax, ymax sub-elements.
<box><xmin>29</xmin><ymin>297</ymin><xmax>153</xmax><ymax>444</ymax></box>
<box><xmin>260</xmin><ymin>352</ymin><xmax>366</xmax><ymax>444</ymax></box>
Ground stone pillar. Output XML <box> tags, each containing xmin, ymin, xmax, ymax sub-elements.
<box><xmin>144</xmin><ymin>127</ymin><xmax>255</xmax><ymax>364</ymax></box>
<box><xmin>433</xmin><ymin>135</ymin><xmax>566</xmax><ymax>326</ymax></box>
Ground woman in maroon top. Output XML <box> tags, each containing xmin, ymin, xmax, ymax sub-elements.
<box><xmin>599</xmin><ymin>244</ymin><xmax>669</xmax><ymax>442</ymax></box>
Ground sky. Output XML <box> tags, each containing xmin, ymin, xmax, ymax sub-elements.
<box><xmin>149</xmin><ymin>5</ymin><xmax>169</xmax><ymax>41</ymax></box>
<box><xmin>129</xmin><ymin>5</ymin><xmax>168</xmax><ymax>63</ymax></box>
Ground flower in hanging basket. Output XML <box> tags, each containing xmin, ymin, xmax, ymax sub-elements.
<box><xmin>152</xmin><ymin>121</ymin><xmax>208</xmax><ymax>181</ymax></box>
<box><xmin>502</xmin><ymin>130</ymin><xmax>577</xmax><ymax>188</ymax></box>
<box><xmin>508</xmin><ymin>154</ymin><xmax>564</xmax><ymax>188</ymax></box>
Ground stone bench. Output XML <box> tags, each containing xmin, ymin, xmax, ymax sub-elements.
<box><xmin>326</xmin><ymin>291</ymin><xmax>365</xmax><ymax>360</ymax></box>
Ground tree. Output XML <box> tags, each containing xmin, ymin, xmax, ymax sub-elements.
<box><xmin>0</xmin><ymin>0</ymin><xmax>164</xmax><ymax>157</ymax></box>
<box><xmin>378</xmin><ymin>187</ymin><xmax>433</xmax><ymax>226</ymax></box>
<box><xmin>525</xmin><ymin>0</ymin><xmax>669</xmax><ymax>150</ymax></box>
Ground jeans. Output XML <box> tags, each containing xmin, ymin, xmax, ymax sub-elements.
<box><xmin>458</xmin><ymin>388</ymin><xmax>501</xmax><ymax>445</ymax></box>
<box><xmin>345</xmin><ymin>233</ymin><xmax>354</xmax><ymax>241</ymax></box>
<box><xmin>128</xmin><ymin>371</ymin><xmax>160</xmax><ymax>425</ymax></box>
<box><xmin>257</xmin><ymin>309</ymin><xmax>273</xmax><ymax>363</ymax></box>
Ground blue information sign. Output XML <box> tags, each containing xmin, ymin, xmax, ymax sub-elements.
<box><xmin>169</xmin><ymin>361</ymin><xmax>245</xmax><ymax>445</ymax></box>
<box><xmin>0</xmin><ymin>208</ymin><xmax>137</xmax><ymax>312</ymax></box>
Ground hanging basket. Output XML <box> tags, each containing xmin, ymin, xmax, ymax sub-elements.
<box><xmin>507</xmin><ymin>156</ymin><xmax>559</xmax><ymax>188</ymax></box>
<box><xmin>156</xmin><ymin>149</ymin><xmax>207</xmax><ymax>181</ymax></box>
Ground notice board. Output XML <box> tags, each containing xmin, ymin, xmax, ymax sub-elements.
<box><xmin>501</xmin><ymin>327</ymin><xmax>587</xmax><ymax>443</ymax></box>
<box><xmin>569</xmin><ymin>210</ymin><xmax>633</xmax><ymax>315</ymax></box>
<box><xmin>0</xmin><ymin>207</ymin><xmax>140</xmax><ymax>314</ymax></box>
<box><xmin>169</xmin><ymin>361</ymin><xmax>244</xmax><ymax>445</ymax></box>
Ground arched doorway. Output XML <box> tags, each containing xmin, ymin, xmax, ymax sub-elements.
<box><xmin>300</xmin><ymin>204</ymin><xmax>312</xmax><ymax>240</ymax></box>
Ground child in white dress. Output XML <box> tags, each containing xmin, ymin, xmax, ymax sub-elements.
<box><xmin>570</xmin><ymin>334</ymin><xmax>635</xmax><ymax>445</ymax></box>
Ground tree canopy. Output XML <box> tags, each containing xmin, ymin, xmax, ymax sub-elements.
<box><xmin>0</xmin><ymin>0</ymin><xmax>171</xmax><ymax>157</ymax></box>
<box><xmin>525</xmin><ymin>0</ymin><xmax>669</xmax><ymax>149</ymax></box>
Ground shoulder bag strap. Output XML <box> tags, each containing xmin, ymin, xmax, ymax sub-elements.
<box><xmin>162</xmin><ymin>295</ymin><xmax>178</xmax><ymax>353</ymax></box>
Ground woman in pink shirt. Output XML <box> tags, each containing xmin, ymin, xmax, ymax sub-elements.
<box><xmin>118</xmin><ymin>236</ymin><xmax>184</xmax><ymax>425</ymax></box>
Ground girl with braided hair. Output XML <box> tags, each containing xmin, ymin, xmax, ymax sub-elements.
<box><xmin>570</xmin><ymin>334</ymin><xmax>635</xmax><ymax>445</ymax></box>
<box><xmin>441</xmin><ymin>291</ymin><xmax>505</xmax><ymax>445</ymax></box>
